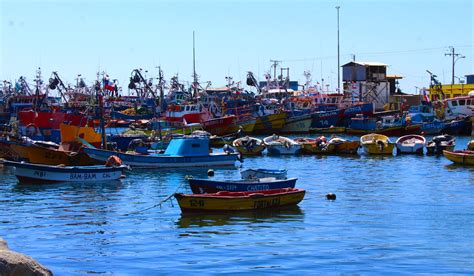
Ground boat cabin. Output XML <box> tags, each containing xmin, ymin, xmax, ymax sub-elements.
<box><xmin>164</xmin><ymin>136</ymin><xmax>210</xmax><ymax>157</ymax></box>
<box><xmin>444</xmin><ymin>94</ymin><xmax>474</xmax><ymax>120</ymax></box>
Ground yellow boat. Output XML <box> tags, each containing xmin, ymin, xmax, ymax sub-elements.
<box><xmin>232</xmin><ymin>136</ymin><xmax>266</xmax><ymax>155</ymax></box>
<box><xmin>60</xmin><ymin>123</ymin><xmax>102</xmax><ymax>147</ymax></box>
<box><xmin>226</xmin><ymin>117</ymin><xmax>256</xmax><ymax>134</ymax></box>
<box><xmin>360</xmin><ymin>133</ymin><xmax>395</xmax><ymax>155</ymax></box>
<box><xmin>443</xmin><ymin>150</ymin><xmax>474</xmax><ymax>165</ymax></box>
<box><xmin>174</xmin><ymin>188</ymin><xmax>305</xmax><ymax>212</ymax></box>
<box><xmin>26</xmin><ymin>145</ymin><xmax>100</xmax><ymax>166</ymax></box>
<box><xmin>468</xmin><ymin>140</ymin><xmax>474</xmax><ymax>150</ymax></box>
<box><xmin>253</xmin><ymin>113</ymin><xmax>287</xmax><ymax>134</ymax></box>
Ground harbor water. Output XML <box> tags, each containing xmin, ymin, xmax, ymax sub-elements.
<box><xmin>0</xmin><ymin>135</ymin><xmax>473</xmax><ymax>274</ymax></box>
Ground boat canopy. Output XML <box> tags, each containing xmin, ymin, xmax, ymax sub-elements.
<box><xmin>164</xmin><ymin>136</ymin><xmax>211</xmax><ymax>156</ymax></box>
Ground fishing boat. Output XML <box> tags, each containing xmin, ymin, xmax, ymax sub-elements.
<box><xmin>328</xmin><ymin>137</ymin><xmax>360</xmax><ymax>154</ymax></box>
<box><xmin>360</xmin><ymin>133</ymin><xmax>395</xmax><ymax>155</ymax></box>
<box><xmin>279</xmin><ymin>113</ymin><xmax>312</xmax><ymax>134</ymax></box>
<box><xmin>294</xmin><ymin>136</ymin><xmax>335</xmax><ymax>154</ymax></box>
<box><xmin>263</xmin><ymin>134</ymin><xmax>302</xmax><ymax>155</ymax></box>
<box><xmin>83</xmin><ymin>136</ymin><xmax>239</xmax><ymax>168</ymax></box>
<box><xmin>395</xmin><ymin>135</ymin><xmax>426</xmax><ymax>154</ymax></box>
<box><xmin>232</xmin><ymin>136</ymin><xmax>266</xmax><ymax>155</ymax></box>
<box><xmin>201</xmin><ymin>115</ymin><xmax>237</xmax><ymax>136</ymax></box>
<box><xmin>253</xmin><ymin>112</ymin><xmax>288</xmax><ymax>134</ymax></box>
<box><xmin>174</xmin><ymin>188</ymin><xmax>305</xmax><ymax>212</ymax></box>
<box><xmin>3</xmin><ymin>160</ymin><xmax>127</xmax><ymax>184</ymax></box>
<box><xmin>240</xmin><ymin>168</ymin><xmax>287</xmax><ymax>179</ymax></box>
<box><xmin>188</xmin><ymin>177</ymin><xmax>297</xmax><ymax>193</ymax></box>
<box><xmin>346</xmin><ymin>115</ymin><xmax>421</xmax><ymax>136</ymax></box>
<box><xmin>443</xmin><ymin>150</ymin><xmax>474</xmax><ymax>165</ymax></box>
<box><xmin>426</xmin><ymin>134</ymin><xmax>455</xmax><ymax>155</ymax></box>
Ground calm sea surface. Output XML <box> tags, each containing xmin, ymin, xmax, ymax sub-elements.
<box><xmin>1</xmin><ymin>135</ymin><xmax>473</xmax><ymax>274</ymax></box>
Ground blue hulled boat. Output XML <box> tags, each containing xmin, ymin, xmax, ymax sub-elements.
<box><xmin>83</xmin><ymin>136</ymin><xmax>239</xmax><ymax>168</ymax></box>
<box><xmin>188</xmin><ymin>177</ymin><xmax>297</xmax><ymax>194</ymax></box>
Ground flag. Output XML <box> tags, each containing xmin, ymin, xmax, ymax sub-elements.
<box><xmin>103</xmin><ymin>76</ymin><xmax>116</xmax><ymax>92</ymax></box>
<box><xmin>422</xmin><ymin>88</ymin><xmax>430</xmax><ymax>103</ymax></box>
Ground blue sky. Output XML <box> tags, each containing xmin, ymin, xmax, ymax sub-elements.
<box><xmin>1</xmin><ymin>0</ymin><xmax>472</xmax><ymax>94</ymax></box>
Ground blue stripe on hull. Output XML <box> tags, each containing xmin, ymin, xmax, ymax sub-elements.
<box><xmin>189</xmin><ymin>178</ymin><xmax>297</xmax><ymax>193</ymax></box>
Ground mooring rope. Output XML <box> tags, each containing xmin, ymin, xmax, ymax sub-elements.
<box><xmin>123</xmin><ymin>181</ymin><xmax>185</xmax><ymax>216</ymax></box>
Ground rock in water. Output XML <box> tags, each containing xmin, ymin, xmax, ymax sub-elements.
<box><xmin>0</xmin><ymin>237</ymin><xmax>52</xmax><ymax>276</ymax></box>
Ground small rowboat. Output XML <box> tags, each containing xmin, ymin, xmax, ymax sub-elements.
<box><xmin>360</xmin><ymin>133</ymin><xmax>395</xmax><ymax>155</ymax></box>
<box><xmin>174</xmin><ymin>188</ymin><xmax>305</xmax><ymax>213</ymax></box>
<box><xmin>426</xmin><ymin>134</ymin><xmax>455</xmax><ymax>155</ymax></box>
<box><xmin>395</xmin><ymin>134</ymin><xmax>426</xmax><ymax>154</ymax></box>
<box><xmin>263</xmin><ymin>134</ymin><xmax>302</xmax><ymax>155</ymax></box>
<box><xmin>328</xmin><ymin>137</ymin><xmax>360</xmax><ymax>154</ymax></box>
<box><xmin>443</xmin><ymin>150</ymin><xmax>474</xmax><ymax>165</ymax></box>
<box><xmin>232</xmin><ymin>136</ymin><xmax>266</xmax><ymax>156</ymax></box>
<box><xmin>240</xmin><ymin>168</ymin><xmax>287</xmax><ymax>180</ymax></box>
<box><xmin>294</xmin><ymin>136</ymin><xmax>335</xmax><ymax>154</ymax></box>
<box><xmin>3</xmin><ymin>160</ymin><xmax>127</xmax><ymax>184</ymax></box>
<box><xmin>188</xmin><ymin>177</ymin><xmax>297</xmax><ymax>194</ymax></box>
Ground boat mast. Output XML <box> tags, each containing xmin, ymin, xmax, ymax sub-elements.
<box><xmin>192</xmin><ymin>31</ymin><xmax>198</xmax><ymax>98</ymax></box>
<box><xmin>97</xmin><ymin>72</ymin><xmax>107</xmax><ymax>149</ymax></box>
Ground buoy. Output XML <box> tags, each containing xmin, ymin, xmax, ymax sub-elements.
<box><xmin>326</xmin><ymin>193</ymin><xmax>336</xmax><ymax>200</ymax></box>
<box><xmin>207</xmin><ymin>169</ymin><xmax>215</xmax><ymax>177</ymax></box>
<box><xmin>184</xmin><ymin>175</ymin><xmax>193</xmax><ymax>180</ymax></box>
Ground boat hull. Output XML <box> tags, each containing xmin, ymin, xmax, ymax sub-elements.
<box><xmin>299</xmin><ymin>142</ymin><xmax>335</xmax><ymax>154</ymax></box>
<box><xmin>83</xmin><ymin>148</ymin><xmax>238</xmax><ymax>168</ymax></box>
<box><xmin>443</xmin><ymin>150</ymin><xmax>474</xmax><ymax>165</ymax></box>
<box><xmin>280</xmin><ymin>114</ymin><xmax>312</xmax><ymax>134</ymax></box>
<box><xmin>188</xmin><ymin>178</ymin><xmax>297</xmax><ymax>193</ymax></box>
<box><xmin>26</xmin><ymin>145</ymin><xmax>99</xmax><ymax>166</ymax></box>
<box><xmin>4</xmin><ymin>161</ymin><xmax>126</xmax><ymax>184</ymax></box>
<box><xmin>332</xmin><ymin>141</ymin><xmax>360</xmax><ymax>154</ymax></box>
<box><xmin>362</xmin><ymin>143</ymin><xmax>395</xmax><ymax>155</ymax></box>
<box><xmin>346</xmin><ymin>125</ymin><xmax>421</xmax><ymax>136</ymax></box>
<box><xmin>240</xmin><ymin>169</ymin><xmax>287</xmax><ymax>180</ymax></box>
<box><xmin>395</xmin><ymin>135</ymin><xmax>426</xmax><ymax>154</ymax></box>
<box><xmin>174</xmin><ymin>188</ymin><xmax>305</xmax><ymax>212</ymax></box>
<box><xmin>266</xmin><ymin>145</ymin><xmax>302</xmax><ymax>155</ymax></box>
<box><xmin>361</xmin><ymin>133</ymin><xmax>395</xmax><ymax>155</ymax></box>
<box><xmin>253</xmin><ymin>113</ymin><xmax>287</xmax><ymax>134</ymax></box>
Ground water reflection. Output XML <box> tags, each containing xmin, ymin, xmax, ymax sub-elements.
<box><xmin>176</xmin><ymin>205</ymin><xmax>304</xmax><ymax>229</ymax></box>
<box><xmin>11</xmin><ymin>179</ymin><xmax>124</xmax><ymax>193</ymax></box>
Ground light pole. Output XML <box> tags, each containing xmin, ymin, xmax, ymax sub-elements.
<box><xmin>445</xmin><ymin>46</ymin><xmax>465</xmax><ymax>85</ymax></box>
<box><xmin>336</xmin><ymin>6</ymin><xmax>340</xmax><ymax>93</ymax></box>
<box><xmin>453</xmin><ymin>55</ymin><xmax>465</xmax><ymax>84</ymax></box>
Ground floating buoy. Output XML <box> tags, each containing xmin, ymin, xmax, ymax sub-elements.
<box><xmin>326</xmin><ymin>193</ymin><xmax>336</xmax><ymax>200</ymax></box>
<box><xmin>207</xmin><ymin>169</ymin><xmax>215</xmax><ymax>177</ymax></box>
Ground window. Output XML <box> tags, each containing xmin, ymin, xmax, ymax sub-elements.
<box><xmin>451</xmin><ymin>101</ymin><xmax>458</xmax><ymax>106</ymax></box>
<box><xmin>192</xmin><ymin>144</ymin><xmax>200</xmax><ymax>148</ymax></box>
<box><xmin>459</xmin><ymin>100</ymin><xmax>466</xmax><ymax>106</ymax></box>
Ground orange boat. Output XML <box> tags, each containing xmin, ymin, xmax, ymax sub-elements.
<box><xmin>26</xmin><ymin>145</ymin><xmax>100</xmax><ymax>166</ymax></box>
<box><xmin>60</xmin><ymin>123</ymin><xmax>102</xmax><ymax>148</ymax></box>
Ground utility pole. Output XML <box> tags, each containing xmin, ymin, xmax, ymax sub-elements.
<box><xmin>336</xmin><ymin>6</ymin><xmax>341</xmax><ymax>93</ymax></box>
<box><xmin>445</xmin><ymin>46</ymin><xmax>464</xmax><ymax>85</ymax></box>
